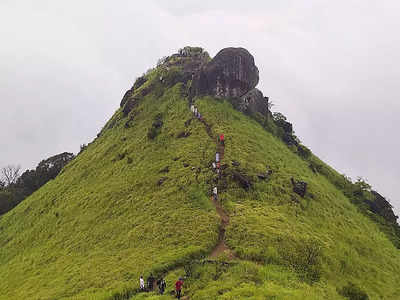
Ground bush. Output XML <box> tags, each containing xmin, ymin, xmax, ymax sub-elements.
<box><xmin>147</xmin><ymin>127</ymin><xmax>159</xmax><ymax>140</ymax></box>
<box><xmin>283</xmin><ymin>239</ymin><xmax>323</xmax><ymax>283</ymax></box>
<box><xmin>0</xmin><ymin>191</ymin><xmax>17</xmax><ymax>214</ymax></box>
<box><xmin>147</xmin><ymin>113</ymin><xmax>164</xmax><ymax>140</ymax></box>
<box><xmin>297</xmin><ymin>145</ymin><xmax>312</xmax><ymax>159</ymax></box>
<box><xmin>338</xmin><ymin>282</ymin><xmax>369</xmax><ymax>300</ymax></box>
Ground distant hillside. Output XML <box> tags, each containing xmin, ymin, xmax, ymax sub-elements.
<box><xmin>0</xmin><ymin>47</ymin><xmax>399</xmax><ymax>300</ymax></box>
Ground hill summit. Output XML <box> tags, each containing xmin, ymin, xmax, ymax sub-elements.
<box><xmin>0</xmin><ymin>46</ymin><xmax>399</xmax><ymax>300</ymax></box>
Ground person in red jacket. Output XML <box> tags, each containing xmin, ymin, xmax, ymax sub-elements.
<box><xmin>175</xmin><ymin>278</ymin><xmax>184</xmax><ymax>299</ymax></box>
<box><xmin>219</xmin><ymin>133</ymin><xmax>225</xmax><ymax>146</ymax></box>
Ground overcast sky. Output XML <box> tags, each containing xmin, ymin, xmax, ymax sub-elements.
<box><xmin>1</xmin><ymin>0</ymin><xmax>399</xmax><ymax>216</ymax></box>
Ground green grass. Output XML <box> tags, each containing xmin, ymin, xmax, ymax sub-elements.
<box><xmin>0</xmin><ymin>69</ymin><xmax>399</xmax><ymax>299</ymax></box>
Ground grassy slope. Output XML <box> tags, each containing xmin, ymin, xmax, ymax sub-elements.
<box><xmin>0</xmin><ymin>84</ymin><xmax>219</xmax><ymax>300</ymax></box>
<box><xmin>0</xmin><ymin>77</ymin><xmax>399</xmax><ymax>299</ymax></box>
<box><xmin>189</xmin><ymin>98</ymin><xmax>400</xmax><ymax>299</ymax></box>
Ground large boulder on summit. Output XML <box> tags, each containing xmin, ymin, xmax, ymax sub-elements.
<box><xmin>193</xmin><ymin>47</ymin><xmax>259</xmax><ymax>98</ymax></box>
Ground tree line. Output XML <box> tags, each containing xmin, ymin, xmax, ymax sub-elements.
<box><xmin>0</xmin><ymin>152</ymin><xmax>74</xmax><ymax>215</ymax></box>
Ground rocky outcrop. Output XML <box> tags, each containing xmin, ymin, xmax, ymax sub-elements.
<box><xmin>291</xmin><ymin>178</ymin><xmax>307</xmax><ymax>198</ymax></box>
<box><xmin>365</xmin><ymin>191</ymin><xmax>398</xmax><ymax>224</ymax></box>
<box><xmin>231</xmin><ymin>170</ymin><xmax>252</xmax><ymax>191</ymax></box>
<box><xmin>122</xmin><ymin>97</ymin><xmax>140</xmax><ymax>116</ymax></box>
<box><xmin>192</xmin><ymin>47</ymin><xmax>259</xmax><ymax>99</ymax></box>
<box><xmin>231</xmin><ymin>88</ymin><xmax>269</xmax><ymax>116</ymax></box>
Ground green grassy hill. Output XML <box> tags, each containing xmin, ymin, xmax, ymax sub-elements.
<box><xmin>0</xmin><ymin>49</ymin><xmax>399</xmax><ymax>300</ymax></box>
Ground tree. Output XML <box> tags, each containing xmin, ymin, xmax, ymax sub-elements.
<box><xmin>1</xmin><ymin>165</ymin><xmax>21</xmax><ymax>186</ymax></box>
<box><xmin>355</xmin><ymin>177</ymin><xmax>371</xmax><ymax>192</ymax></box>
<box><xmin>272</xmin><ymin>112</ymin><xmax>287</xmax><ymax>122</ymax></box>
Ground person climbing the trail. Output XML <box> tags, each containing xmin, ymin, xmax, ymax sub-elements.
<box><xmin>216</xmin><ymin>151</ymin><xmax>220</xmax><ymax>163</ymax></box>
<box><xmin>213</xmin><ymin>186</ymin><xmax>218</xmax><ymax>200</ymax></box>
<box><xmin>216</xmin><ymin>161</ymin><xmax>221</xmax><ymax>175</ymax></box>
<box><xmin>190</xmin><ymin>104</ymin><xmax>194</xmax><ymax>113</ymax></box>
<box><xmin>175</xmin><ymin>278</ymin><xmax>184</xmax><ymax>299</ymax></box>
<box><xmin>194</xmin><ymin>106</ymin><xmax>198</xmax><ymax>117</ymax></box>
<box><xmin>158</xmin><ymin>277</ymin><xmax>166</xmax><ymax>294</ymax></box>
<box><xmin>139</xmin><ymin>275</ymin><xmax>145</xmax><ymax>291</ymax></box>
<box><xmin>147</xmin><ymin>273</ymin><xmax>155</xmax><ymax>291</ymax></box>
<box><xmin>220</xmin><ymin>133</ymin><xmax>225</xmax><ymax>146</ymax></box>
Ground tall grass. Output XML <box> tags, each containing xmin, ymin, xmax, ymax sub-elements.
<box><xmin>0</xmin><ymin>78</ymin><xmax>399</xmax><ymax>299</ymax></box>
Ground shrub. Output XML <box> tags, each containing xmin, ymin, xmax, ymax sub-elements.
<box><xmin>297</xmin><ymin>145</ymin><xmax>312</xmax><ymax>159</ymax></box>
<box><xmin>283</xmin><ymin>238</ymin><xmax>323</xmax><ymax>283</ymax></box>
<box><xmin>147</xmin><ymin>113</ymin><xmax>164</xmax><ymax>140</ymax></box>
<box><xmin>338</xmin><ymin>282</ymin><xmax>369</xmax><ymax>300</ymax></box>
<box><xmin>147</xmin><ymin>127</ymin><xmax>159</xmax><ymax>140</ymax></box>
<box><xmin>308</xmin><ymin>160</ymin><xmax>324</xmax><ymax>174</ymax></box>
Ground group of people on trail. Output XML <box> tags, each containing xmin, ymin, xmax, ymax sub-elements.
<box><xmin>139</xmin><ymin>274</ymin><xmax>167</xmax><ymax>295</ymax></box>
<box><xmin>139</xmin><ymin>275</ymin><xmax>183</xmax><ymax>298</ymax></box>
<box><xmin>190</xmin><ymin>104</ymin><xmax>203</xmax><ymax>120</ymax></box>
<box><xmin>212</xmin><ymin>134</ymin><xmax>226</xmax><ymax>201</ymax></box>
<box><xmin>190</xmin><ymin>102</ymin><xmax>225</xmax><ymax>225</ymax></box>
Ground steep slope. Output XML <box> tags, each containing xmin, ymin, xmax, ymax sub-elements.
<box><xmin>0</xmin><ymin>47</ymin><xmax>399</xmax><ymax>300</ymax></box>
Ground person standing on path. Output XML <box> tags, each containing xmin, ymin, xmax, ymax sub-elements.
<box><xmin>158</xmin><ymin>277</ymin><xmax>166</xmax><ymax>294</ymax></box>
<box><xmin>194</xmin><ymin>106</ymin><xmax>198</xmax><ymax>117</ymax></box>
<box><xmin>147</xmin><ymin>273</ymin><xmax>155</xmax><ymax>291</ymax></box>
<box><xmin>175</xmin><ymin>278</ymin><xmax>184</xmax><ymax>299</ymax></box>
<box><xmin>213</xmin><ymin>186</ymin><xmax>218</xmax><ymax>201</ymax></box>
<box><xmin>139</xmin><ymin>276</ymin><xmax>145</xmax><ymax>291</ymax></box>
<box><xmin>190</xmin><ymin>104</ymin><xmax>195</xmax><ymax>113</ymax></box>
<box><xmin>216</xmin><ymin>151</ymin><xmax>220</xmax><ymax>163</ymax></box>
<box><xmin>220</xmin><ymin>133</ymin><xmax>225</xmax><ymax>146</ymax></box>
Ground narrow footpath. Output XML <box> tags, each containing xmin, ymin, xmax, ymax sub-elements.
<box><xmin>190</xmin><ymin>104</ymin><xmax>235</xmax><ymax>260</ymax></box>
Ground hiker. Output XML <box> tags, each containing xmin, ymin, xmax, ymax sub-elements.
<box><xmin>220</xmin><ymin>133</ymin><xmax>225</xmax><ymax>146</ymax></box>
<box><xmin>147</xmin><ymin>273</ymin><xmax>155</xmax><ymax>291</ymax></box>
<box><xmin>216</xmin><ymin>162</ymin><xmax>221</xmax><ymax>175</ymax></box>
<box><xmin>194</xmin><ymin>106</ymin><xmax>198</xmax><ymax>117</ymax></box>
<box><xmin>198</xmin><ymin>112</ymin><xmax>201</xmax><ymax>119</ymax></box>
<box><xmin>213</xmin><ymin>186</ymin><xmax>218</xmax><ymax>200</ymax></box>
<box><xmin>175</xmin><ymin>278</ymin><xmax>184</xmax><ymax>299</ymax></box>
<box><xmin>158</xmin><ymin>277</ymin><xmax>166</xmax><ymax>294</ymax></box>
<box><xmin>216</xmin><ymin>152</ymin><xmax>220</xmax><ymax>163</ymax></box>
<box><xmin>190</xmin><ymin>104</ymin><xmax>195</xmax><ymax>113</ymax></box>
<box><xmin>139</xmin><ymin>276</ymin><xmax>145</xmax><ymax>291</ymax></box>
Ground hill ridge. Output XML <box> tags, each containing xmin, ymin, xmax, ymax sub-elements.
<box><xmin>0</xmin><ymin>46</ymin><xmax>399</xmax><ymax>300</ymax></box>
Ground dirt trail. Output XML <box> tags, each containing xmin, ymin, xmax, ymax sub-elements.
<box><xmin>209</xmin><ymin>197</ymin><xmax>235</xmax><ymax>259</ymax></box>
<box><xmin>193</xmin><ymin>111</ymin><xmax>235</xmax><ymax>259</ymax></box>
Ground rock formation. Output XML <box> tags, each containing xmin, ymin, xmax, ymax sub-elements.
<box><xmin>121</xmin><ymin>46</ymin><xmax>270</xmax><ymax>119</ymax></box>
<box><xmin>232</xmin><ymin>88</ymin><xmax>269</xmax><ymax>116</ymax></box>
<box><xmin>193</xmin><ymin>47</ymin><xmax>259</xmax><ymax>98</ymax></box>
<box><xmin>191</xmin><ymin>47</ymin><xmax>270</xmax><ymax>117</ymax></box>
